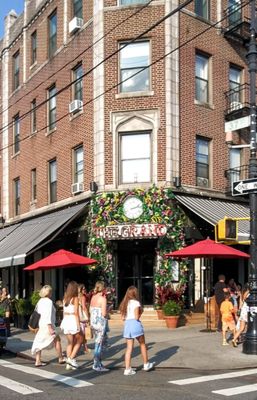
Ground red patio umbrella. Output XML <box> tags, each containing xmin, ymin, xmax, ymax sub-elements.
<box><xmin>166</xmin><ymin>238</ymin><xmax>249</xmax><ymax>259</ymax></box>
<box><xmin>166</xmin><ymin>238</ymin><xmax>249</xmax><ymax>332</ymax></box>
<box><xmin>24</xmin><ymin>249</ymin><xmax>97</xmax><ymax>271</ymax></box>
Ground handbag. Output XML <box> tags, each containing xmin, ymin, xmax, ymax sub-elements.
<box><xmin>79</xmin><ymin>304</ymin><xmax>88</xmax><ymax>323</ymax></box>
<box><xmin>85</xmin><ymin>324</ymin><xmax>93</xmax><ymax>340</ymax></box>
<box><xmin>28</xmin><ymin>308</ymin><xmax>40</xmax><ymax>333</ymax></box>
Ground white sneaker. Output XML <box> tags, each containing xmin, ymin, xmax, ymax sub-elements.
<box><xmin>124</xmin><ymin>368</ymin><xmax>136</xmax><ymax>376</ymax></box>
<box><xmin>66</xmin><ymin>363</ymin><xmax>74</xmax><ymax>371</ymax></box>
<box><xmin>92</xmin><ymin>365</ymin><xmax>109</xmax><ymax>372</ymax></box>
<box><xmin>67</xmin><ymin>358</ymin><xmax>78</xmax><ymax>369</ymax></box>
<box><xmin>143</xmin><ymin>362</ymin><xmax>155</xmax><ymax>371</ymax></box>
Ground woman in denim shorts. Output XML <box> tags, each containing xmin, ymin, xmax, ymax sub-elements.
<box><xmin>119</xmin><ymin>286</ymin><xmax>154</xmax><ymax>376</ymax></box>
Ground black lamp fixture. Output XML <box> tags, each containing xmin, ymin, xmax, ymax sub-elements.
<box><xmin>89</xmin><ymin>181</ymin><xmax>98</xmax><ymax>193</ymax></box>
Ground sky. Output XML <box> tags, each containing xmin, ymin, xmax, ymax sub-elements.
<box><xmin>0</xmin><ymin>1</ymin><xmax>24</xmax><ymax>39</ymax></box>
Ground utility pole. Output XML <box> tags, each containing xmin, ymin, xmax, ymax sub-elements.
<box><xmin>243</xmin><ymin>0</ymin><xmax>257</xmax><ymax>355</ymax></box>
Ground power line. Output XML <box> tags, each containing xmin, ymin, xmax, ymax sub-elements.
<box><xmin>0</xmin><ymin>0</ymin><xmax>249</xmax><ymax>153</ymax></box>
<box><xmin>0</xmin><ymin>0</ymin><xmax>154</xmax><ymax>118</ymax></box>
<box><xmin>0</xmin><ymin>0</ymin><xmax>193</xmax><ymax>134</ymax></box>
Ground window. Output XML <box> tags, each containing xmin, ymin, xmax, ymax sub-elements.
<box><xmin>228</xmin><ymin>0</ymin><xmax>241</xmax><ymax>26</ymax></box>
<box><xmin>229</xmin><ymin>66</ymin><xmax>242</xmax><ymax>104</ymax></box>
<box><xmin>48</xmin><ymin>11</ymin><xmax>57</xmax><ymax>58</ymax></box>
<box><xmin>120</xmin><ymin>0</ymin><xmax>148</xmax><ymax>4</ymax></box>
<box><xmin>13</xmin><ymin>114</ymin><xmax>20</xmax><ymax>154</ymax></box>
<box><xmin>73</xmin><ymin>0</ymin><xmax>83</xmax><ymax>18</ymax></box>
<box><xmin>49</xmin><ymin>159</ymin><xmax>57</xmax><ymax>203</ymax></box>
<box><xmin>31</xmin><ymin>31</ymin><xmax>37</xmax><ymax>65</ymax></box>
<box><xmin>13</xmin><ymin>51</ymin><xmax>20</xmax><ymax>90</ymax></box>
<box><xmin>48</xmin><ymin>85</ymin><xmax>56</xmax><ymax>131</ymax></box>
<box><xmin>196</xmin><ymin>137</ymin><xmax>210</xmax><ymax>187</ymax></box>
<box><xmin>229</xmin><ymin>148</ymin><xmax>241</xmax><ymax>184</ymax></box>
<box><xmin>120</xmin><ymin>131</ymin><xmax>151</xmax><ymax>184</ymax></box>
<box><xmin>31</xmin><ymin>168</ymin><xmax>37</xmax><ymax>201</ymax></box>
<box><xmin>120</xmin><ymin>41</ymin><xmax>150</xmax><ymax>93</ymax></box>
<box><xmin>195</xmin><ymin>53</ymin><xmax>209</xmax><ymax>103</ymax></box>
<box><xmin>195</xmin><ymin>0</ymin><xmax>209</xmax><ymax>19</ymax></box>
<box><xmin>73</xmin><ymin>146</ymin><xmax>84</xmax><ymax>183</ymax></box>
<box><xmin>31</xmin><ymin>99</ymin><xmax>37</xmax><ymax>133</ymax></box>
<box><xmin>72</xmin><ymin>64</ymin><xmax>83</xmax><ymax>101</ymax></box>
<box><xmin>14</xmin><ymin>178</ymin><xmax>20</xmax><ymax>216</ymax></box>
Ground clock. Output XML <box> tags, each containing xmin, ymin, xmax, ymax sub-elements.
<box><xmin>123</xmin><ymin>196</ymin><xmax>143</xmax><ymax>219</ymax></box>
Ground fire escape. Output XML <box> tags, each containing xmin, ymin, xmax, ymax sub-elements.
<box><xmin>223</xmin><ymin>2</ymin><xmax>251</xmax><ymax>194</ymax></box>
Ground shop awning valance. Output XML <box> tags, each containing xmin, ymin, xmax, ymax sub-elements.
<box><xmin>0</xmin><ymin>202</ymin><xmax>87</xmax><ymax>268</ymax></box>
<box><xmin>175</xmin><ymin>194</ymin><xmax>250</xmax><ymax>242</ymax></box>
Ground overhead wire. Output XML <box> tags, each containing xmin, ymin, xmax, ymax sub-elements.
<box><xmin>0</xmin><ymin>0</ymin><xmax>250</xmax><ymax>153</ymax></box>
<box><xmin>0</xmin><ymin>0</ymin><xmax>155</xmax><ymax>117</ymax></box>
<box><xmin>0</xmin><ymin>0</ymin><xmax>194</xmax><ymax>135</ymax></box>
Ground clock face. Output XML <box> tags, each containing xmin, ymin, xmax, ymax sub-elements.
<box><xmin>123</xmin><ymin>196</ymin><xmax>143</xmax><ymax>219</ymax></box>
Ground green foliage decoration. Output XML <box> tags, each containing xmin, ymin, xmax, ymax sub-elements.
<box><xmin>86</xmin><ymin>185</ymin><xmax>188</xmax><ymax>295</ymax></box>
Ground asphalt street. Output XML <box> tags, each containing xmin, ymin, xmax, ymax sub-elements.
<box><xmin>1</xmin><ymin>351</ymin><xmax>257</xmax><ymax>399</ymax></box>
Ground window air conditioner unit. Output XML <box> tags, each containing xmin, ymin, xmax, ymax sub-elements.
<box><xmin>69</xmin><ymin>99</ymin><xmax>83</xmax><ymax>114</ymax></box>
<box><xmin>230</xmin><ymin>101</ymin><xmax>243</xmax><ymax>112</ymax></box>
<box><xmin>196</xmin><ymin>177</ymin><xmax>209</xmax><ymax>187</ymax></box>
<box><xmin>69</xmin><ymin>17</ymin><xmax>83</xmax><ymax>34</ymax></box>
<box><xmin>71</xmin><ymin>182</ymin><xmax>84</xmax><ymax>195</ymax></box>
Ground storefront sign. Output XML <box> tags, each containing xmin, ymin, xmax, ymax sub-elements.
<box><xmin>94</xmin><ymin>223</ymin><xmax>167</xmax><ymax>240</ymax></box>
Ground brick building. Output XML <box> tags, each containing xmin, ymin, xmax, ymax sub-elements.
<box><xmin>0</xmin><ymin>0</ymin><xmax>251</xmax><ymax>307</ymax></box>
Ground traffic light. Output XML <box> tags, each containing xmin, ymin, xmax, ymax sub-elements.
<box><xmin>217</xmin><ymin>217</ymin><xmax>238</xmax><ymax>241</ymax></box>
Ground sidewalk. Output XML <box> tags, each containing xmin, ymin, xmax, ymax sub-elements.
<box><xmin>5</xmin><ymin>324</ymin><xmax>257</xmax><ymax>371</ymax></box>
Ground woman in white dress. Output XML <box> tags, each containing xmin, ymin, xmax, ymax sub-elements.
<box><xmin>31</xmin><ymin>285</ymin><xmax>65</xmax><ymax>367</ymax></box>
<box><xmin>60</xmin><ymin>281</ymin><xmax>83</xmax><ymax>370</ymax></box>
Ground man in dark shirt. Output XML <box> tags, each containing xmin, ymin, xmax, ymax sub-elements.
<box><xmin>214</xmin><ymin>275</ymin><xmax>228</xmax><ymax>331</ymax></box>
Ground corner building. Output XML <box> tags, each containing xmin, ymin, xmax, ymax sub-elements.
<box><xmin>0</xmin><ymin>0</ymin><xmax>251</xmax><ymax>307</ymax></box>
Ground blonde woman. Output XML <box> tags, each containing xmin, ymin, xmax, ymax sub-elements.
<box><xmin>31</xmin><ymin>285</ymin><xmax>65</xmax><ymax>367</ymax></box>
<box><xmin>60</xmin><ymin>281</ymin><xmax>83</xmax><ymax>370</ymax></box>
<box><xmin>78</xmin><ymin>284</ymin><xmax>91</xmax><ymax>353</ymax></box>
<box><xmin>90</xmin><ymin>281</ymin><xmax>109</xmax><ymax>372</ymax></box>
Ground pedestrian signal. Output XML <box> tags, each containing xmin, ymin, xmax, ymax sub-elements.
<box><xmin>217</xmin><ymin>218</ymin><xmax>238</xmax><ymax>241</ymax></box>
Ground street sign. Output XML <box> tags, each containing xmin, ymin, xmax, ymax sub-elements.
<box><xmin>232</xmin><ymin>178</ymin><xmax>257</xmax><ymax>196</ymax></box>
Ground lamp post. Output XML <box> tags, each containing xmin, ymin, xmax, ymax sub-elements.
<box><xmin>242</xmin><ymin>0</ymin><xmax>257</xmax><ymax>355</ymax></box>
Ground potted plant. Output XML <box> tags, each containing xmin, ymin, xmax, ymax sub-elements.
<box><xmin>155</xmin><ymin>285</ymin><xmax>184</xmax><ymax>320</ymax></box>
<box><xmin>14</xmin><ymin>298</ymin><xmax>33</xmax><ymax>329</ymax></box>
<box><xmin>162</xmin><ymin>300</ymin><xmax>182</xmax><ymax>328</ymax></box>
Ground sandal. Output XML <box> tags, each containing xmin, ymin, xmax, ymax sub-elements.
<box><xmin>35</xmin><ymin>362</ymin><xmax>47</xmax><ymax>367</ymax></box>
<box><xmin>59</xmin><ymin>357</ymin><xmax>67</xmax><ymax>364</ymax></box>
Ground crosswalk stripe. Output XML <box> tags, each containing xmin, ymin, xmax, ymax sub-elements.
<box><xmin>0</xmin><ymin>374</ymin><xmax>42</xmax><ymax>395</ymax></box>
<box><xmin>0</xmin><ymin>359</ymin><xmax>93</xmax><ymax>387</ymax></box>
<box><xmin>213</xmin><ymin>384</ymin><xmax>257</xmax><ymax>396</ymax></box>
<box><xmin>169</xmin><ymin>368</ymin><xmax>257</xmax><ymax>385</ymax></box>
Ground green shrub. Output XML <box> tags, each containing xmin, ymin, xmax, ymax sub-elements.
<box><xmin>162</xmin><ymin>300</ymin><xmax>182</xmax><ymax>316</ymax></box>
<box><xmin>14</xmin><ymin>298</ymin><xmax>33</xmax><ymax>316</ymax></box>
<box><xmin>30</xmin><ymin>291</ymin><xmax>40</xmax><ymax>307</ymax></box>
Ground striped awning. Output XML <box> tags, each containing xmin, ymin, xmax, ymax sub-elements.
<box><xmin>175</xmin><ymin>194</ymin><xmax>250</xmax><ymax>241</ymax></box>
<box><xmin>0</xmin><ymin>202</ymin><xmax>87</xmax><ymax>268</ymax></box>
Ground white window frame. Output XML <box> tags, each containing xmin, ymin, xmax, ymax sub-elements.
<box><xmin>49</xmin><ymin>159</ymin><xmax>57</xmax><ymax>203</ymax></box>
<box><xmin>13</xmin><ymin>114</ymin><xmax>20</xmax><ymax>154</ymax></box>
<box><xmin>14</xmin><ymin>178</ymin><xmax>20</xmax><ymax>216</ymax></box>
<box><xmin>48</xmin><ymin>85</ymin><xmax>57</xmax><ymax>131</ymax></box>
<box><xmin>195</xmin><ymin>0</ymin><xmax>210</xmax><ymax>20</ymax></box>
<box><xmin>196</xmin><ymin>137</ymin><xmax>210</xmax><ymax>187</ymax></box>
<box><xmin>119</xmin><ymin>40</ymin><xmax>151</xmax><ymax>94</ymax></box>
<box><xmin>119</xmin><ymin>130</ymin><xmax>152</xmax><ymax>184</ymax></box>
<box><xmin>31</xmin><ymin>168</ymin><xmax>37</xmax><ymax>202</ymax></box>
<box><xmin>72</xmin><ymin>64</ymin><xmax>83</xmax><ymax>101</ymax></box>
<box><xmin>73</xmin><ymin>145</ymin><xmax>84</xmax><ymax>184</ymax></box>
<box><xmin>195</xmin><ymin>53</ymin><xmax>210</xmax><ymax>104</ymax></box>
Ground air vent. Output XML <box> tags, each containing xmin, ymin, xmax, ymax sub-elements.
<box><xmin>196</xmin><ymin>177</ymin><xmax>209</xmax><ymax>187</ymax></box>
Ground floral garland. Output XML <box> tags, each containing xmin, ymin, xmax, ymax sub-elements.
<box><xmin>87</xmin><ymin>185</ymin><xmax>187</xmax><ymax>297</ymax></box>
